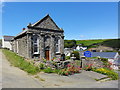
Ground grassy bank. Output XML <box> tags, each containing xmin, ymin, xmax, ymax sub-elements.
<box><xmin>76</xmin><ymin>39</ymin><xmax>120</xmax><ymax>48</ymax></box>
<box><xmin>2</xmin><ymin>49</ymin><xmax>40</xmax><ymax>75</ymax></box>
<box><xmin>93</xmin><ymin>68</ymin><xmax>119</xmax><ymax>80</ymax></box>
<box><xmin>76</xmin><ymin>39</ymin><xmax>107</xmax><ymax>46</ymax></box>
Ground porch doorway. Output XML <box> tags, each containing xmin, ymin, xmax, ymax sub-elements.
<box><xmin>45</xmin><ymin>50</ymin><xmax>50</xmax><ymax>60</ymax></box>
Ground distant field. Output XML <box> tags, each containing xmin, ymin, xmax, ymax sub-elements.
<box><xmin>76</xmin><ymin>39</ymin><xmax>120</xmax><ymax>48</ymax></box>
<box><xmin>76</xmin><ymin>39</ymin><xmax>107</xmax><ymax>46</ymax></box>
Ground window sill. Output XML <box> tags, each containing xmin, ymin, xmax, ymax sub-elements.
<box><xmin>55</xmin><ymin>52</ymin><xmax>61</xmax><ymax>55</ymax></box>
<box><xmin>34</xmin><ymin>52</ymin><xmax>40</xmax><ymax>54</ymax></box>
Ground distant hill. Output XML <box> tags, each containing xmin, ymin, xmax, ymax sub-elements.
<box><xmin>100</xmin><ymin>39</ymin><xmax>120</xmax><ymax>48</ymax></box>
<box><xmin>76</xmin><ymin>39</ymin><xmax>120</xmax><ymax>49</ymax></box>
<box><xmin>76</xmin><ymin>39</ymin><xmax>107</xmax><ymax>46</ymax></box>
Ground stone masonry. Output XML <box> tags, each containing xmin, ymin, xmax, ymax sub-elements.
<box><xmin>12</xmin><ymin>14</ymin><xmax>64</xmax><ymax>60</ymax></box>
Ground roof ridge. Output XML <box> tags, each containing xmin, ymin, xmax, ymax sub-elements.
<box><xmin>31</xmin><ymin>14</ymin><xmax>50</xmax><ymax>26</ymax></box>
<box><xmin>3</xmin><ymin>35</ymin><xmax>14</xmax><ymax>37</ymax></box>
<box><xmin>31</xmin><ymin>14</ymin><xmax>60</xmax><ymax>30</ymax></box>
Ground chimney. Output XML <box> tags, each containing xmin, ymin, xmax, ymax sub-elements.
<box><xmin>22</xmin><ymin>28</ymin><xmax>25</xmax><ymax>31</ymax></box>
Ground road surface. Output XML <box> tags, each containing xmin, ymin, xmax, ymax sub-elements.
<box><xmin>1</xmin><ymin>50</ymin><xmax>43</xmax><ymax>88</ymax></box>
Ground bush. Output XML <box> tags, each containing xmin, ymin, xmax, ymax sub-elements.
<box><xmin>100</xmin><ymin>58</ymin><xmax>108</xmax><ymax>63</ymax></box>
<box><xmin>66</xmin><ymin>56</ymin><xmax>70</xmax><ymax>60</ymax></box>
<box><xmin>64</xmin><ymin>40</ymin><xmax>76</xmax><ymax>48</ymax></box>
<box><xmin>43</xmin><ymin>67</ymin><xmax>54</xmax><ymax>73</ymax></box>
<box><xmin>58</xmin><ymin>63</ymin><xmax>81</xmax><ymax>76</ymax></box>
<box><xmin>53</xmin><ymin>69</ymin><xmax>60</xmax><ymax>73</ymax></box>
<box><xmin>93</xmin><ymin>68</ymin><xmax>119</xmax><ymax>80</ymax></box>
<box><xmin>100</xmin><ymin>58</ymin><xmax>112</xmax><ymax>70</ymax></box>
<box><xmin>83</xmin><ymin>63</ymin><xmax>93</xmax><ymax>71</ymax></box>
<box><xmin>39</xmin><ymin>63</ymin><xmax>45</xmax><ymax>69</ymax></box>
<box><xmin>58</xmin><ymin>69</ymin><xmax>70</xmax><ymax>76</ymax></box>
<box><xmin>71</xmin><ymin>51</ymin><xmax>80</xmax><ymax>60</ymax></box>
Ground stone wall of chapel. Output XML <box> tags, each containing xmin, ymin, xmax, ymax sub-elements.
<box><xmin>13</xmin><ymin>35</ymin><xmax>28</xmax><ymax>58</ymax></box>
<box><xmin>12</xmin><ymin>28</ymin><xmax>64</xmax><ymax>60</ymax></box>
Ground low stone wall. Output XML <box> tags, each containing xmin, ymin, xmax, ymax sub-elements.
<box><xmin>82</xmin><ymin>59</ymin><xmax>104</xmax><ymax>69</ymax></box>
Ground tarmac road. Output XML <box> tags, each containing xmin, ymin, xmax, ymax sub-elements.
<box><xmin>1</xmin><ymin>50</ymin><xmax>43</xmax><ymax>88</ymax></box>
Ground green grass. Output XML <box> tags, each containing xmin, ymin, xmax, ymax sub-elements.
<box><xmin>76</xmin><ymin>39</ymin><xmax>107</xmax><ymax>46</ymax></box>
<box><xmin>76</xmin><ymin>39</ymin><xmax>120</xmax><ymax>49</ymax></box>
<box><xmin>95</xmin><ymin>77</ymin><xmax>109</xmax><ymax>81</ymax></box>
<box><xmin>2</xmin><ymin>49</ymin><xmax>40</xmax><ymax>75</ymax></box>
<box><xmin>86</xmin><ymin>57</ymin><xmax>99</xmax><ymax>59</ymax></box>
<box><xmin>43</xmin><ymin>67</ymin><xmax>54</xmax><ymax>73</ymax></box>
<box><xmin>93</xmin><ymin>68</ymin><xmax>119</xmax><ymax>80</ymax></box>
<box><xmin>101</xmin><ymin>39</ymin><xmax>120</xmax><ymax>48</ymax></box>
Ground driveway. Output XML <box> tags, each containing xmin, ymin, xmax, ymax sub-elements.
<box><xmin>1</xmin><ymin>50</ymin><xmax>43</xmax><ymax>88</ymax></box>
<box><xmin>37</xmin><ymin>71</ymin><xmax>119</xmax><ymax>88</ymax></box>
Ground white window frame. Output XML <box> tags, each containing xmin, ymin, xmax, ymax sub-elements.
<box><xmin>33</xmin><ymin>35</ymin><xmax>39</xmax><ymax>54</ymax></box>
<box><xmin>56</xmin><ymin>38</ymin><xmax>60</xmax><ymax>53</ymax></box>
<box><xmin>16</xmin><ymin>40</ymin><xmax>19</xmax><ymax>53</ymax></box>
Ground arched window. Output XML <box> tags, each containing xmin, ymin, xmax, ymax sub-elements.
<box><xmin>33</xmin><ymin>35</ymin><xmax>39</xmax><ymax>54</ymax></box>
<box><xmin>55</xmin><ymin>38</ymin><xmax>60</xmax><ymax>53</ymax></box>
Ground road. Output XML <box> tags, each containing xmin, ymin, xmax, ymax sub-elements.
<box><xmin>1</xmin><ymin>50</ymin><xmax>43</xmax><ymax>88</ymax></box>
<box><xmin>37</xmin><ymin>71</ymin><xmax>119</xmax><ymax>88</ymax></box>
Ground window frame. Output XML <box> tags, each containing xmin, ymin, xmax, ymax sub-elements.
<box><xmin>33</xmin><ymin>35</ymin><xmax>39</xmax><ymax>54</ymax></box>
<box><xmin>55</xmin><ymin>38</ymin><xmax>60</xmax><ymax>53</ymax></box>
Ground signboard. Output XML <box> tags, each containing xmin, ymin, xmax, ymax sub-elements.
<box><xmin>84</xmin><ymin>51</ymin><xmax>91</xmax><ymax>57</ymax></box>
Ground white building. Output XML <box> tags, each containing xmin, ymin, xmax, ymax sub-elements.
<box><xmin>2</xmin><ymin>36</ymin><xmax>14</xmax><ymax>50</ymax></box>
<box><xmin>76</xmin><ymin>46</ymin><xmax>87</xmax><ymax>51</ymax></box>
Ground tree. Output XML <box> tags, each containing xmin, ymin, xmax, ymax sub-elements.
<box><xmin>64</xmin><ymin>40</ymin><xmax>76</xmax><ymax>48</ymax></box>
<box><xmin>71</xmin><ymin>51</ymin><xmax>80</xmax><ymax>60</ymax></box>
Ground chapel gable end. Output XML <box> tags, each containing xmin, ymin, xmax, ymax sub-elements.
<box><xmin>32</xmin><ymin>14</ymin><xmax>60</xmax><ymax>30</ymax></box>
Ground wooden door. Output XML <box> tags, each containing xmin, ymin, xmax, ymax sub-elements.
<box><xmin>45</xmin><ymin>50</ymin><xmax>49</xmax><ymax>60</ymax></box>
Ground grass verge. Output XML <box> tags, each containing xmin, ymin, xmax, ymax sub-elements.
<box><xmin>2</xmin><ymin>49</ymin><xmax>40</xmax><ymax>75</ymax></box>
<box><xmin>93</xmin><ymin>68</ymin><xmax>119</xmax><ymax>80</ymax></box>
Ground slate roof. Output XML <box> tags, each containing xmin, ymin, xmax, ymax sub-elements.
<box><xmin>3</xmin><ymin>36</ymin><xmax>14</xmax><ymax>41</ymax></box>
<box><xmin>14</xmin><ymin>14</ymin><xmax>63</xmax><ymax>39</ymax></box>
<box><xmin>91</xmin><ymin>52</ymin><xmax>118</xmax><ymax>59</ymax></box>
<box><xmin>32</xmin><ymin>14</ymin><xmax>60</xmax><ymax>30</ymax></box>
<box><xmin>14</xmin><ymin>29</ymin><xmax>28</xmax><ymax>39</ymax></box>
<box><xmin>79</xmin><ymin>52</ymin><xmax>119</xmax><ymax>59</ymax></box>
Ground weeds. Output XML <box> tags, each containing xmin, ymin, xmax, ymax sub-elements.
<box><xmin>3</xmin><ymin>49</ymin><xmax>40</xmax><ymax>75</ymax></box>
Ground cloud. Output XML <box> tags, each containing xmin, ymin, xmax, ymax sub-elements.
<box><xmin>80</xmin><ymin>35</ymin><xmax>85</xmax><ymax>38</ymax></box>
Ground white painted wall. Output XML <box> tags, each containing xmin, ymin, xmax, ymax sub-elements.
<box><xmin>76</xmin><ymin>46</ymin><xmax>87</xmax><ymax>51</ymax></box>
<box><xmin>2</xmin><ymin>38</ymin><xmax>12</xmax><ymax>50</ymax></box>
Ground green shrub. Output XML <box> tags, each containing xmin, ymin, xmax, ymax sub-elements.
<box><xmin>58</xmin><ymin>69</ymin><xmax>70</xmax><ymax>76</ymax></box>
<box><xmin>43</xmin><ymin>67</ymin><xmax>53</xmax><ymax>73</ymax></box>
<box><xmin>71</xmin><ymin>51</ymin><xmax>80</xmax><ymax>60</ymax></box>
<box><xmin>93</xmin><ymin>68</ymin><xmax>119</xmax><ymax>80</ymax></box>
<box><xmin>64</xmin><ymin>40</ymin><xmax>76</xmax><ymax>48</ymax></box>
<box><xmin>53</xmin><ymin>69</ymin><xmax>60</xmax><ymax>73</ymax></box>
<box><xmin>39</xmin><ymin>63</ymin><xmax>45</xmax><ymax>69</ymax></box>
<box><xmin>100</xmin><ymin>58</ymin><xmax>108</xmax><ymax>63</ymax></box>
<box><xmin>66</xmin><ymin>56</ymin><xmax>70</xmax><ymax>60</ymax></box>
